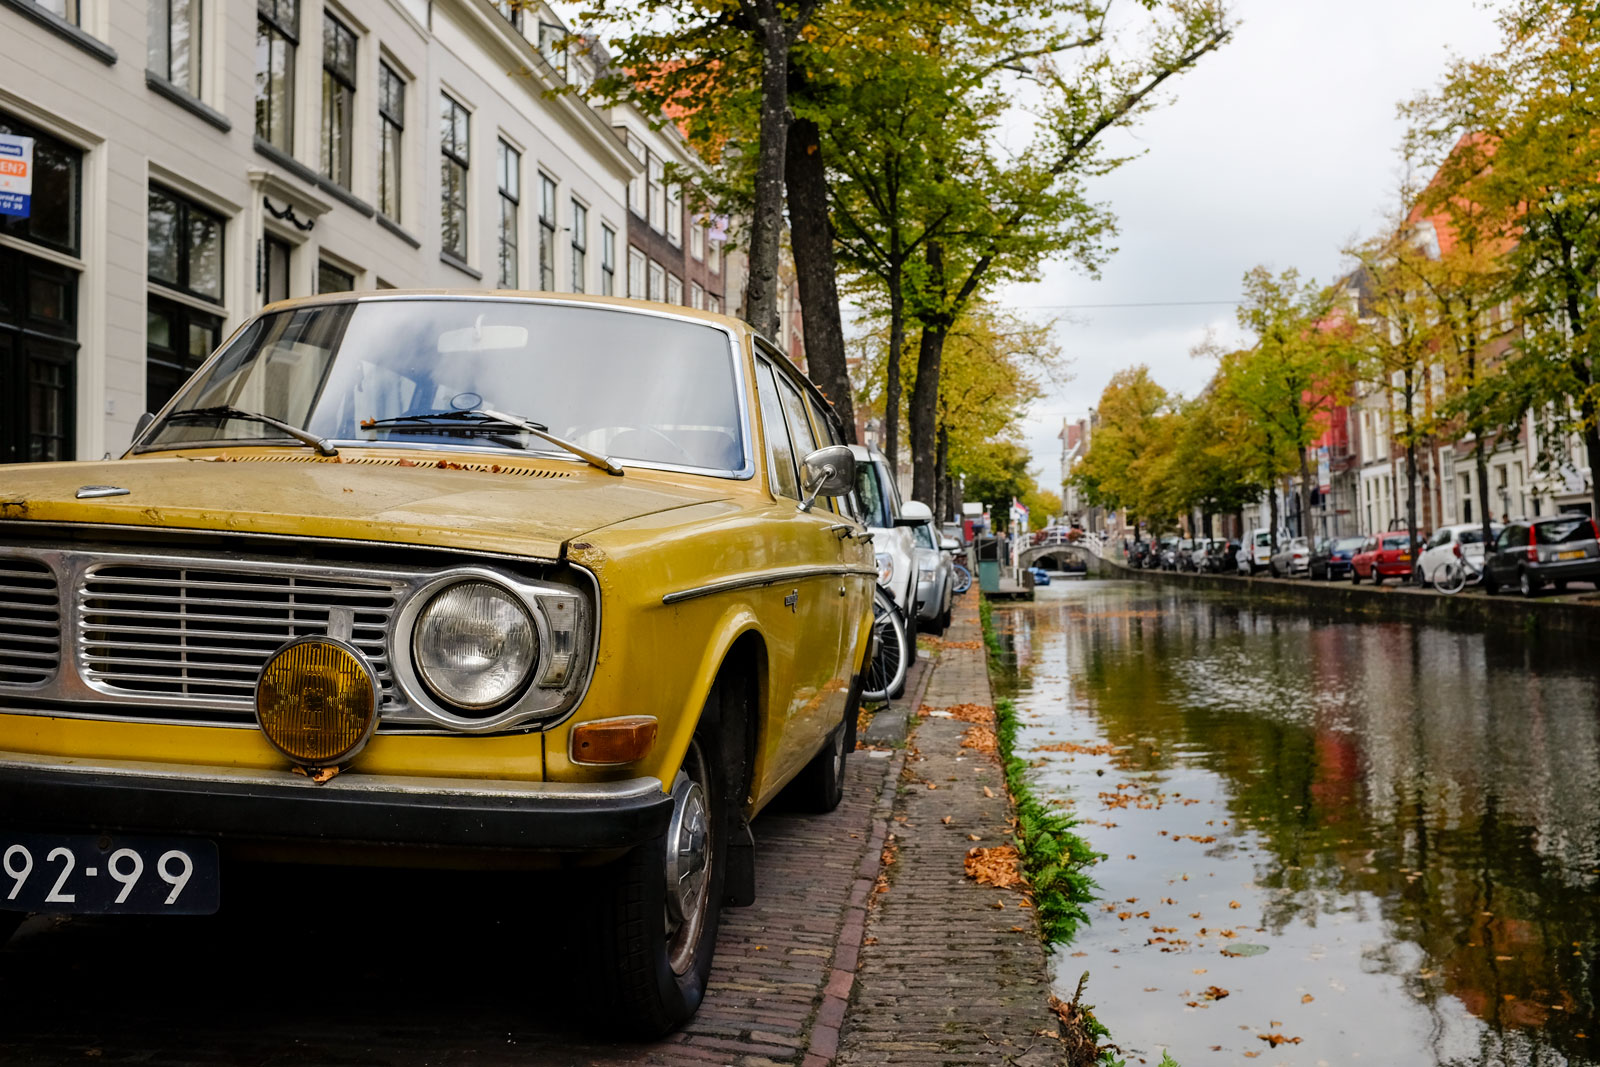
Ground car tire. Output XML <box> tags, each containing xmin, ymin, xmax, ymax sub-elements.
<box><xmin>1371</xmin><ymin>570</ymin><xmax>1382</xmax><ymax>586</ymax></box>
<box><xmin>1484</xmin><ymin>570</ymin><xmax>1499</xmax><ymax>595</ymax></box>
<box><xmin>1519</xmin><ymin>567</ymin><xmax>1539</xmax><ymax>598</ymax></box>
<box><xmin>1350</xmin><ymin>566</ymin><xmax>1360</xmax><ymax>585</ymax></box>
<box><xmin>585</xmin><ymin>728</ymin><xmax>726</xmax><ymax>1037</ymax></box>
<box><xmin>794</xmin><ymin>698</ymin><xmax>856</xmax><ymax>814</ymax></box>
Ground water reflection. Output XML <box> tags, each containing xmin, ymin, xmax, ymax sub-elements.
<box><xmin>994</xmin><ymin>579</ymin><xmax>1600</xmax><ymax>1066</ymax></box>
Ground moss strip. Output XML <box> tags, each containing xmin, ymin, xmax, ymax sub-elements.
<box><xmin>979</xmin><ymin>597</ymin><xmax>1100</xmax><ymax>944</ymax></box>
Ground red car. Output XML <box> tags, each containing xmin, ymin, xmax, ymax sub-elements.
<box><xmin>1350</xmin><ymin>531</ymin><xmax>1420</xmax><ymax>584</ymax></box>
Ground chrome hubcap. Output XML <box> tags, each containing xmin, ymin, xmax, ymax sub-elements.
<box><xmin>664</xmin><ymin>746</ymin><xmax>713</xmax><ymax>975</ymax></box>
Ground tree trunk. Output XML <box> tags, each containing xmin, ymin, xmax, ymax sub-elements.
<box><xmin>1584</xmin><ymin>402</ymin><xmax>1600</xmax><ymax>520</ymax></box>
<box><xmin>743</xmin><ymin>7</ymin><xmax>792</xmax><ymax>340</ymax></box>
<box><xmin>1476</xmin><ymin>438</ymin><xmax>1493</xmax><ymax>554</ymax></box>
<box><xmin>784</xmin><ymin>115</ymin><xmax>854</xmax><ymax>440</ymax></box>
<box><xmin>885</xmin><ymin>269</ymin><xmax>905</xmax><ymax>471</ymax></box>
<box><xmin>1297</xmin><ymin>445</ymin><xmax>1314</xmax><ymax>540</ymax></box>
<box><xmin>910</xmin><ymin>323</ymin><xmax>946</xmax><ymax>506</ymax></box>
<box><xmin>1268</xmin><ymin>489</ymin><xmax>1279</xmax><ymax>557</ymax></box>
<box><xmin>935</xmin><ymin>424</ymin><xmax>949</xmax><ymax>520</ymax></box>
<box><xmin>1405</xmin><ymin>440</ymin><xmax>1419</xmax><ymax>571</ymax></box>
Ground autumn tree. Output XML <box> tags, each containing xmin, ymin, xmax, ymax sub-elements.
<box><xmin>1406</xmin><ymin>0</ymin><xmax>1600</xmax><ymax>516</ymax></box>
<box><xmin>1070</xmin><ymin>366</ymin><xmax>1174</xmax><ymax>530</ymax></box>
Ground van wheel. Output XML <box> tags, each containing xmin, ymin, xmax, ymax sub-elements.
<box><xmin>586</xmin><ymin>730</ymin><xmax>726</xmax><ymax>1036</ymax></box>
<box><xmin>1519</xmin><ymin>568</ymin><xmax>1539</xmax><ymax>598</ymax></box>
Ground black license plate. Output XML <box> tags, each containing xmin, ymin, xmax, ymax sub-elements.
<box><xmin>2</xmin><ymin>832</ymin><xmax>219</xmax><ymax>915</ymax></box>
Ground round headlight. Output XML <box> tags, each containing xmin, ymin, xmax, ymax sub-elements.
<box><xmin>413</xmin><ymin>581</ymin><xmax>537</xmax><ymax>711</ymax></box>
<box><xmin>876</xmin><ymin>552</ymin><xmax>894</xmax><ymax>585</ymax></box>
<box><xmin>256</xmin><ymin>637</ymin><xmax>378</xmax><ymax>767</ymax></box>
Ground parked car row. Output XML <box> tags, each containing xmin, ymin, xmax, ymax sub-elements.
<box><xmin>1127</xmin><ymin>515</ymin><xmax>1600</xmax><ymax>598</ymax></box>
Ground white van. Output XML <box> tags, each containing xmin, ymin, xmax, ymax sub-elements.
<box><xmin>1237</xmin><ymin>528</ymin><xmax>1281</xmax><ymax>575</ymax></box>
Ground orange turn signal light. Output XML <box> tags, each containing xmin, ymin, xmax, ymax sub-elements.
<box><xmin>571</xmin><ymin>716</ymin><xmax>658</xmax><ymax>765</ymax></box>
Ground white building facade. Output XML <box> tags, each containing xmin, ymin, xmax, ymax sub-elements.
<box><xmin>0</xmin><ymin>0</ymin><xmax>640</xmax><ymax>464</ymax></box>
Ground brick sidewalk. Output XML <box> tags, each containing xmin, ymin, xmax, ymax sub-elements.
<box><xmin>837</xmin><ymin>596</ymin><xmax>1062</xmax><ymax>1067</ymax></box>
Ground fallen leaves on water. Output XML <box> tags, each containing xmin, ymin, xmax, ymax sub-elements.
<box><xmin>1258</xmin><ymin>1033</ymin><xmax>1302</xmax><ymax>1047</ymax></box>
<box><xmin>965</xmin><ymin>844</ymin><xmax>1025</xmax><ymax>889</ymax></box>
<box><xmin>1302</xmin><ymin>994</ymin><xmax>1315</xmax><ymax>1004</ymax></box>
<box><xmin>1229</xmin><ymin>900</ymin><xmax>1242</xmax><ymax>909</ymax></box>
<box><xmin>1034</xmin><ymin>740</ymin><xmax>1123</xmax><ymax>756</ymax></box>
<box><xmin>1200</xmin><ymin>986</ymin><xmax>1230</xmax><ymax>1001</ymax></box>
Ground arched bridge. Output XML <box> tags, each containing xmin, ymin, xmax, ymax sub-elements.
<box><xmin>1016</xmin><ymin>530</ymin><xmax>1104</xmax><ymax>572</ymax></box>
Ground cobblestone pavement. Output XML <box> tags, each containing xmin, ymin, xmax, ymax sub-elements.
<box><xmin>0</xmin><ymin>677</ymin><xmax>923</xmax><ymax>1067</ymax></box>
<box><xmin>837</xmin><ymin>597</ymin><xmax>1062</xmax><ymax>1067</ymax></box>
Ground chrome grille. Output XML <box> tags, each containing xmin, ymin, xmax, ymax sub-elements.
<box><xmin>78</xmin><ymin>564</ymin><xmax>400</xmax><ymax>712</ymax></box>
<box><xmin>0</xmin><ymin>558</ymin><xmax>60</xmax><ymax>686</ymax></box>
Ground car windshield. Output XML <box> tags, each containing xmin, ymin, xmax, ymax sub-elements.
<box><xmin>1456</xmin><ymin>526</ymin><xmax>1499</xmax><ymax>545</ymax></box>
<box><xmin>1334</xmin><ymin>537</ymin><xmax>1365</xmax><ymax>551</ymax></box>
<box><xmin>913</xmin><ymin>523</ymin><xmax>936</xmax><ymax>549</ymax></box>
<box><xmin>140</xmin><ymin>299</ymin><xmax>748</xmax><ymax>473</ymax></box>
<box><xmin>1383</xmin><ymin>535</ymin><xmax>1409</xmax><ymax>549</ymax></box>
<box><xmin>854</xmin><ymin>459</ymin><xmax>893</xmax><ymax>529</ymax></box>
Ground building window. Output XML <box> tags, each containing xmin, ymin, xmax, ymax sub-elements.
<box><xmin>600</xmin><ymin>224</ymin><xmax>615</xmax><ymax>296</ymax></box>
<box><xmin>378</xmin><ymin>62</ymin><xmax>404</xmax><ymax>221</ymax></box>
<box><xmin>647</xmin><ymin>154</ymin><xmax>664</xmax><ymax>232</ymax></box>
<box><xmin>255</xmin><ymin>0</ymin><xmax>298</xmax><ymax>152</ymax></box>
<box><xmin>708</xmin><ymin>294</ymin><xmax>721</xmax><ymax>314</ymax></box>
<box><xmin>148</xmin><ymin>0</ymin><xmax>204</xmax><ymax>98</ymax></box>
<box><xmin>627</xmin><ymin>247</ymin><xmax>645</xmax><ymax>299</ymax></box>
<box><xmin>538</xmin><ymin>173</ymin><xmax>556</xmax><ymax>290</ymax></box>
<box><xmin>570</xmin><ymin>200</ymin><xmax>587</xmax><ymax>293</ymax></box>
<box><xmin>625</xmin><ymin>131</ymin><xmax>645</xmax><ymax>217</ymax></box>
<box><xmin>690</xmin><ymin>281</ymin><xmax>704</xmax><ymax>310</ymax></box>
<box><xmin>667</xmin><ymin>273</ymin><xmax>682</xmax><ymax>305</ymax></box>
<box><xmin>320</xmin><ymin>12</ymin><xmax>356</xmax><ymax>188</ymax></box>
<box><xmin>147</xmin><ymin>186</ymin><xmax>225</xmax><ymax>414</ymax></box>
<box><xmin>37</xmin><ymin>0</ymin><xmax>79</xmax><ymax>24</ymax></box>
<box><xmin>148</xmin><ymin>185</ymin><xmax>224</xmax><ymax>302</ymax></box>
<box><xmin>665</xmin><ymin>183</ymin><xmax>682</xmax><ymax>246</ymax></box>
<box><xmin>263</xmin><ymin>233</ymin><xmax>291</xmax><ymax>303</ymax></box>
<box><xmin>440</xmin><ymin>94</ymin><xmax>469</xmax><ymax>260</ymax></box>
<box><xmin>647</xmin><ymin>260</ymin><xmax>664</xmax><ymax>302</ymax></box>
<box><xmin>492</xmin><ymin>0</ymin><xmax>522</xmax><ymax>30</ymax></box>
<box><xmin>317</xmin><ymin>260</ymin><xmax>354</xmax><ymax>293</ymax></box>
<box><xmin>538</xmin><ymin>21</ymin><xmax>567</xmax><ymax>80</ymax></box>
<box><xmin>708</xmin><ymin>244</ymin><xmax>720</xmax><ymax>276</ymax></box>
<box><xmin>690</xmin><ymin>219</ymin><xmax>704</xmax><ymax>261</ymax></box>
<box><xmin>496</xmin><ymin>140</ymin><xmax>520</xmax><ymax>288</ymax></box>
<box><xmin>0</xmin><ymin>113</ymin><xmax>82</xmax><ymax>256</ymax></box>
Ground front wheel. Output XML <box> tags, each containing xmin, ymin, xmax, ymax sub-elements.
<box><xmin>862</xmin><ymin>587</ymin><xmax>909</xmax><ymax>703</ymax></box>
<box><xmin>1433</xmin><ymin>561</ymin><xmax>1467</xmax><ymax>595</ymax></box>
<box><xmin>951</xmin><ymin>562</ymin><xmax>972</xmax><ymax>594</ymax></box>
<box><xmin>1519</xmin><ymin>567</ymin><xmax>1539</xmax><ymax>598</ymax></box>
<box><xmin>586</xmin><ymin>734</ymin><xmax>724</xmax><ymax>1036</ymax></box>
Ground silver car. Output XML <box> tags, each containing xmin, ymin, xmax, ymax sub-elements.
<box><xmin>911</xmin><ymin>513</ymin><xmax>953</xmax><ymax>634</ymax></box>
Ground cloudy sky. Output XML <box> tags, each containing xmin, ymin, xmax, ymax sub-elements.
<box><xmin>1001</xmin><ymin>0</ymin><xmax>1505</xmax><ymax>489</ymax></box>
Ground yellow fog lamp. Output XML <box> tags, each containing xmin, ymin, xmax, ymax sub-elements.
<box><xmin>256</xmin><ymin>637</ymin><xmax>379</xmax><ymax>768</ymax></box>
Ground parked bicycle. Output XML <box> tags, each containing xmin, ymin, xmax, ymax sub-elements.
<box><xmin>862</xmin><ymin>585</ymin><xmax>909</xmax><ymax>701</ymax></box>
<box><xmin>1430</xmin><ymin>551</ymin><xmax>1484</xmax><ymax>595</ymax></box>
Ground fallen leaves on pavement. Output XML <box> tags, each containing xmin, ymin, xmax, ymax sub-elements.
<box><xmin>964</xmin><ymin>844</ymin><xmax>1025</xmax><ymax>889</ymax></box>
<box><xmin>944</xmin><ymin>702</ymin><xmax>996</xmax><ymax>724</ymax></box>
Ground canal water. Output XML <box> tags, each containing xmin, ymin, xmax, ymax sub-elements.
<box><xmin>992</xmin><ymin>578</ymin><xmax>1600</xmax><ymax>1067</ymax></box>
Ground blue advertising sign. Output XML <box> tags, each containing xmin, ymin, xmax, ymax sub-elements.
<box><xmin>0</xmin><ymin>134</ymin><xmax>35</xmax><ymax>219</ymax></box>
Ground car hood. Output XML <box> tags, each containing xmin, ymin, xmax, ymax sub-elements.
<box><xmin>0</xmin><ymin>450</ymin><xmax>729</xmax><ymax>561</ymax></box>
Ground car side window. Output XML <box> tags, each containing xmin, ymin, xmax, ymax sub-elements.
<box><xmin>754</xmin><ymin>358</ymin><xmax>801</xmax><ymax>500</ymax></box>
<box><xmin>803</xmin><ymin>393</ymin><xmax>846</xmax><ymax>516</ymax></box>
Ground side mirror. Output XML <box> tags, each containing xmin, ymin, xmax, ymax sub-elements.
<box><xmin>133</xmin><ymin>412</ymin><xmax>155</xmax><ymax>438</ymax></box>
<box><xmin>894</xmin><ymin>500</ymin><xmax>934</xmax><ymax>527</ymax></box>
<box><xmin>798</xmin><ymin>445</ymin><xmax>856</xmax><ymax>512</ymax></box>
<box><xmin>939</xmin><ymin>536</ymin><xmax>960</xmax><ymax>551</ymax></box>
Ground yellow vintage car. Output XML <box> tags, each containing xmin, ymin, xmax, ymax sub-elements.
<box><xmin>0</xmin><ymin>292</ymin><xmax>876</xmax><ymax>1033</ymax></box>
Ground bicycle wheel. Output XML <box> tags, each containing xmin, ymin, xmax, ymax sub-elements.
<box><xmin>951</xmin><ymin>561</ymin><xmax>972</xmax><ymax>594</ymax></box>
<box><xmin>1433</xmin><ymin>560</ymin><xmax>1467</xmax><ymax>595</ymax></box>
<box><xmin>861</xmin><ymin>587</ymin><xmax>908</xmax><ymax>703</ymax></box>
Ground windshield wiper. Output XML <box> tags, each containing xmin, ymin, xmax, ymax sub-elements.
<box><xmin>361</xmin><ymin>409</ymin><xmax>623</xmax><ymax>476</ymax></box>
<box><xmin>163</xmin><ymin>405</ymin><xmax>338</xmax><ymax>457</ymax></box>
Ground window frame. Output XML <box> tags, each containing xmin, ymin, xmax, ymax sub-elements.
<box><xmin>316</xmin><ymin>259</ymin><xmax>355</xmax><ymax>294</ymax></box>
<box><xmin>255</xmin><ymin>0</ymin><xmax>299</xmax><ymax>152</ymax></box>
<box><xmin>496</xmin><ymin>139</ymin><xmax>521</xmax><ymax>288</ymax></box>
<box><xmin>570</xmin><ymin>199</ymin><xmax>588</xmax><ymax>293</ymax></box>
<box><xmin>600</xmin><ymin>224</ymin><xmax>615</xmax><ymax>296</ymax></box>
<box><xmin>148</xmin><ymin>0</ymin><xmax>204</xmax><ymax>98</ymax></box>
<box><xmin>320</xmin><ymin>10</ymin><xmax>357</xmax><ymax>189</ymax></box>
<box><xmin>377</xmin><ymin>61</ymin><xmax>405</xmax><ymax>221</ymax></box>
<box><xmin>538</xmin><ymin>172</ymin><xmax>557</xmax><ymax>290</ymax></box>
<box><xmin>147</xmin><ymin>183</ymin><xmax>226</xmax><ymax>304</ymax></box>
<box><xmin>439</xmin><ymin>93</ymin><xmax>470</xmax><ymax>261</ymax></box>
